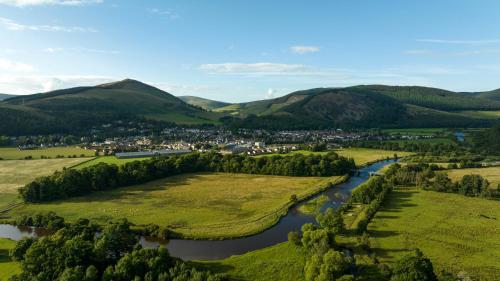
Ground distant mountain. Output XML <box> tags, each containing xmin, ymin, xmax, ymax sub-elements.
<box><xmin>219</xmin><ymin>86</ymin><xmax>498</xmax><ymax>129</ymax></box>
<box><xmin>0</xmin><ymin>79</ymin><xmax>220</xmax><ymax>135</ymax></box>
<box><xmin>178</xmin><ymin>96</ymin><xmax>230</xmax><ymax>110</ymax></box>
<box><xmin>0</xmin><ymin>94</ymin><xmax>16</xmax><ymax>101</ymax></box>
<box><xmin>464</xmin><ymin>89</ymin><xmax>500</xmax><ymax>102</ymax></box>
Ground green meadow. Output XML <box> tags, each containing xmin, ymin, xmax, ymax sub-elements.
<box><xmin>369</xmin><ymin>188</ymin><xmax>500</xmax><ymax>280</ymax></box>
<box><xmin>6</xmin><ymin>173</ymin><xmax>343</xmax><ymax>239</ymax></box>
<box><xmin>0</xmin><ymin>238</ymin><xmax>19</xmax><ymax>281</ymax></box>
<box><xmin>198</xmin><ymin>242</ymin><xmax>307</xmax><ymax>281</ymax></box>
<box><xmin>73</xmin><ymin>156</ymin><xmax>150</xmax><ymax>169</ymax></box>
<box><xmin>446</xmin><ymin>166</ymin><xmax>500</xmax><ymax>187</ymax></box>
<box><xmin>0</xmin><ymin>147</ymin><xmax>94</xmax><ymax>160</ymax></box>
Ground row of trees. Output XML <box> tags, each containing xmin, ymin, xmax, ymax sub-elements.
<box><xmin>19</xmin><ymin>152</ymin><xmax>355</xmax><ymax>203</ymax></box>
<box><xmin>9</xmin><ymin>219</ymin><xmax>226</xmax><ymax>281</ymax></box>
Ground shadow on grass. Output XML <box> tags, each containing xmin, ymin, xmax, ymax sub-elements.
<box><xmin>190</xmin><ymin>261</ymin><xmax>238</xmax><ymax>279</ymax></box>
<box><xmin>0</xmin><ymin>248</ymin><xmax>12</xmax><ymax>263</ymax></box>
<box><xmin>370</xmin><ymin>247</ymin><xmax>409</xmax><ymax>260</ymax></box>
<box><xmin>378</xmin><ymin>190</ymin><xmax>418</xmax><ymax>213</ymax></box>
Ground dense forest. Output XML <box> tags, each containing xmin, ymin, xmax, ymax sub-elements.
<box><xmin>19</xmin><ymin>152</ymin><xmax>355</xmax><ymax>203</ymax></box>
<box><xmin>471</xmin><ymin>125</ymin><xmax>500</xmax><ymax>155</ymax></box>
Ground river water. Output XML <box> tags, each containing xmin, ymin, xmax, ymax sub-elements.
<box><xmin>0</xmin><ymin>159</ymin><xmax>395</xmax><ymax>261</ymax></box>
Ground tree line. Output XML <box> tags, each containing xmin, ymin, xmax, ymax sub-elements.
<box><xmin>9</xmin><ymin>219</ymin><xmax>226</xmax><ymax>281</ymax></box>
<box><xmin>19</xmin><ymin>152</ymin><xmax>355</xmax><ymax>203</ymax></box>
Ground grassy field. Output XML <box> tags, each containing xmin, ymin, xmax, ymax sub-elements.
<box><xmin>298</xmin><ymin>194</ymin><xmax>329</xmax><ymax>215</ymax></box>
<box><xmin>0</xmin><ymin>147</ymin><xmax>94</xmax><ymax>160</ymax></box>
<box><xmin>446</xmin><ymin>167</ymin><xmax>500</xmax><ymax>187</ymax></box>
<box><xmin>73</xmin><ymin>156</ymin><xmax>150</xmax><ymax>169</ymax></box>
<box><xmin>0</xmin><ymin>238</ymin><xmax>19</xmax><ymax>281</ymax></box>
<box><xmin>7</xmin><ymin>173</ymin><xmax>343</xmax><ymax>239</ymax></box>
<box><xmin>199</xmin><ymin>242</ymin><xmax>307</xmax><ymax>281</ymax></box>
<box><xmin>0</xmin><ymin>158</ymin><xmax>89</xmax><ymax>194</ymax></box>
<box><xmin>382</xmin><ymin>128</ymin><xmax>448</xmax><ymax>135</ymax></box>
<box><xmin>369</xmin><ymin>188</ymin><xmax>500</xmax><ymax>280</ymax></box>
<box><xmin>255</xmin><ymin>148</ymin><xmax>413</xmax><ymax>167</ymax></box>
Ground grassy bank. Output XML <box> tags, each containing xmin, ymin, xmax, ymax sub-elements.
<box><xmin>198</xmin><ymin>242</ymin><xmax>307</xmax><ymax>281</ymax></box>
<box><xmin>0</xmin><ymin>238</ymin><xmax>19</xmax><ymax>281</ymax></box>
<box><xmin>369</xmin><ymin>188</ymin><xmax>500</xmax><ymax>280</ymax></box>
<box><xmin>0</xmin><ymin>147</ymin><xmax>94</xmax><ymax>160</ymax></box>
<box><xmin>6</xmin><ymin>173</ymin><xmax>345</xmax><ymax>239</ymax></box>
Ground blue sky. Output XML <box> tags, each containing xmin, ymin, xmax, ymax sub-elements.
<box><xmin>1</xmin><ymin>0</ymin><xmax>500</xmax><ymax>102</ymax></box>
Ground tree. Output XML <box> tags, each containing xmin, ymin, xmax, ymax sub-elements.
<box><xmin>390</xmin><ymin>249</ymin><xmax>437</xmax><ymax>281</ymax></box>
<box><xmin>316</xmin><ymin>208</ymin><xmax>344</xmax><ymax>234</ymax></box>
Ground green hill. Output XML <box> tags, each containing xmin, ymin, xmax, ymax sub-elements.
<box><xmin>178</xmin><ymin>96</ymin><xmax>231</xmax><ymax>110</ymax></box>
<box><xmin>1</xmin><ymin>79</ymin><xmax>221</xmax><ymax>135</ymax></box>
<box><xmin>0</xmin><ymin>94</ymin><xmax>15</xmax><ymax>101</ymax></box>
<box><xmin>220</xmin><ymin>86</ymin><xmax>497</xmax><ymax>129</ymax></box>
<box><xmin>465</xmin><ymin>89</ymin><xmax>500</xmax><ymax>101</ymax></box>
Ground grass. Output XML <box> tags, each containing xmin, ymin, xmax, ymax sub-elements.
<box><xmin>446</xmin><ymin>167</ymin><xmax>500</xmax><ymax>187</ymax></box>
<box><xmin>0</xmin><ymin>147</ymin><xmax>94</xmax><ymax>160</ymax></box>
<box><xmin>382</xmin><ymin>128</ymin><xmax>448</xmax><ymax>135</ymax></box>
<box><xmin>369</xmin><ymin>188</ymin><xmax>500</xmax><ymax>280</ymax></box>
<box><xmin>383</xmin><ymin>138</ymin><xmax>455</xmax><ymax>145</ymax></box>
<box><xmin>73</xmin><ymin>156</ymin><xmax>150</xmax><ymax>169</ymax></box>
<box><xmin>459</xmin><ymin>110</ymin><xmax>500</xmax><ymax>119</ymax></box>
<box><xmin>0</xmin><ymin>158</ymin><xmax>89</xmax><ymax>194</ymax></box>
<box><xmin>255</xmin><ymin>148</ymin><xmax>413</xmax><ymax>167</ymax></box>
<box><xmin>0</xmin><ymin>238</ymin><xmax>19</xmax><ymax>281</ymax></box>
<box><xmin>298</xmin><ymin>194</ymin><xmax>329</xmax><ymax>215</ymax></box>
<box><xmin>6</xmin><ymin>173</ymin><xmax>343</xmax><ymax>239</ymax></box>
<box><xmin>198</xmin><ymin>242</ymin><xmax>307</xmax><ymax>281</ymax></box>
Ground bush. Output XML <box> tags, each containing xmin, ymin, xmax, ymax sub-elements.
<box><xmin>288</xmin><ymin>231</ymin><xmax>301</xmax><ymax>245</ymax></box>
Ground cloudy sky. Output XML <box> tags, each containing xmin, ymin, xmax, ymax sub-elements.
<box><xmin>1</xmin><ymin>0</ymin><xmax>500</xmax><ymax>102</ymax></box>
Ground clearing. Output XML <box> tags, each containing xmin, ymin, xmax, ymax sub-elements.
<box><xmin>446</xmin><ymin>166</ymin><xmax>500</xmax><ymax>187</ymax></box>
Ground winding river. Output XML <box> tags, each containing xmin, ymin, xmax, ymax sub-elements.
<box><xmin>0</xmin><ymin>159</ymin><xmax>395</xmax><ymax>261</ymax></box>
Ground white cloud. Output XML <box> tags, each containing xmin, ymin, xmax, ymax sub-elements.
<box><xmin>289</xmin><ymin>45</ymin><xmax>320</xmax><ymax>54</ymax></box>
<box><xmin>417</xmin><ymin>38</ymin><xmax>500</xmax><ymax>45</ymax></box>
<box><xmin>147</xmin><ymin>8</ymin><xmax>179</xmax><ymax>19</ymax></box>
<box><xmin>0</xmin><ymin>75</ymin><xmax>115</xmax><ymax>94</ymax></box>
<box><xmin>0</xmin><ymin>58</ymin><xmax>34</xmax><ymax>72</ymax></box>
<box><xmin>199</xmin><ymin>62</ymin><xmax>308</xmax><ymax>74</ymax></box>
<box><xmin>0</xmin><ymin>0</ymin><xmax>102</xmax><ymax>7</ymax></box>
<box><xmin>266</xmin><ymin>88</ymin><xmax>277</xmax><ymax>99</ymax></box>
<box><xmin>0</xmin><ymin>17</ymin><xmax>97</xmax><ymax>32</ymax></box>
<box><xmin>43</xmin><ymin>47</ymin><xmax>120</xmax><ymax>54</ymax></box>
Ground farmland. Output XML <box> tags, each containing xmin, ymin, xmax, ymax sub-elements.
<box><xmin>6</xmin><ymin>173</ymin><xmax>343</xmax><ymax>239</ymax></box>
<box><xmin>446</xmin><ymin>166</ymin><xmax>500</xmax><ymax>187</ymax></box>
<box><xmin>369</xmin><ymin>188</ymin><xmax>500</xmax><ymax>280</ymax></box>
<box><xmin>0</xmin><ymin>147</ymin><xmax>94</xmax><ymax>160</ymax></box>
<box><xmin>255</xmin><ymin>148</ymin><xmax>413</xmax><ymax>167</ymax></box>
<box><xmin>0</xmin><ymin>238</ymin><xmax>19</xmax><ymax>281</ymax></box>
<box><xmin>0</xmin><ymin>158</ymin><xmax>88</xmax><ymax>193</ymax></box>
<box><xmin>73</xmin><ymin>156</ymin><xmax>150</xmax><ymax>169</ymax></box>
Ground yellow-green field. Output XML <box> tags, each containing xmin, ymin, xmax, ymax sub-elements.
<box><xmin>0</xmin><ymin>238</ymin><xmax>19</xmax><ymax>281</ymax></box>
<box><xmin>459</xmin><ymin>110</ymin><xmax>500</xmax><ymax>119</ymax></box>
<box><xmin>446</xmin><ymin>167</ymin><xmax>500</xmax><ymax>187</ymax></box>
<box><xmin>7</xmin><ymin>173</ymin><xmax>343</xmax><ymax>239</ymax></box>
<box><xmin>255</xmin><ymin>148</ymin><xmax>413</xmax><ymax>167</ymax></box>
<box><xmin>0</xmin><ymin>158</ymin><xmax>89</xmax><ymax>212</ymax></box>
<box><xmin>199</xmin><ymin>242</ymin><xmax>307</xmax><ymax>281</ymax></box>
<box><xmin>369</xmin><ymin>188</ymin><xmax>500</xmax><ymax>280</ymax></box>
<box><xmin>0</xmin><ymin>147</ymin><xmax>94</xmax><ymax>160</ymax></box>
<box><xmin>73</xmin><ymin>156</ymin><xmax>150</xmax><ymax>169</ymax></box>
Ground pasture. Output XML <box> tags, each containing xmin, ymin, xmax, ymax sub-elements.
<box><xmin>382</xmin><ymin>128</ymin><xmax>448</xmax><ymax>136</ymax></box>
<box><xmin>446</xmin><ymin>166</ymin><xmax>500</xmax><ymax>187</ymax></box>
<box><xmin>199</xmin><ymin>242</ymin><xmax>307</xmax><ymax>281</ymax></box>
<box><xmin>369</xmin><ymin>188</ymin><xmax>500</xmax><ymax>280</ymax></box>
<box><xmin>7</xmin><ymin>173</ymin><xmax>342</xmax><ymax>239</ymax></box>
<box><xmin>73</xmin><ymin>156</ymin><xmax>150</xmax><ymax>169</ymax></box>
<box><xmin>255</xmin><ymin>148</ymin><xmax>413</xmax><ymax>167</ymax></box>
<box><xmin>0</xmin><ymin>147</ymin><xmax>94</xmax><ymax>160</ymax></box>
<box><xmin>0</xmin><ymin>238</ymin><xmax>19</xmax><ymax>281</ymax></box>
<box><xmin>0</xmin><ymin>158</ymin><xmax>89</xmax><ymax>194</ymax></box>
